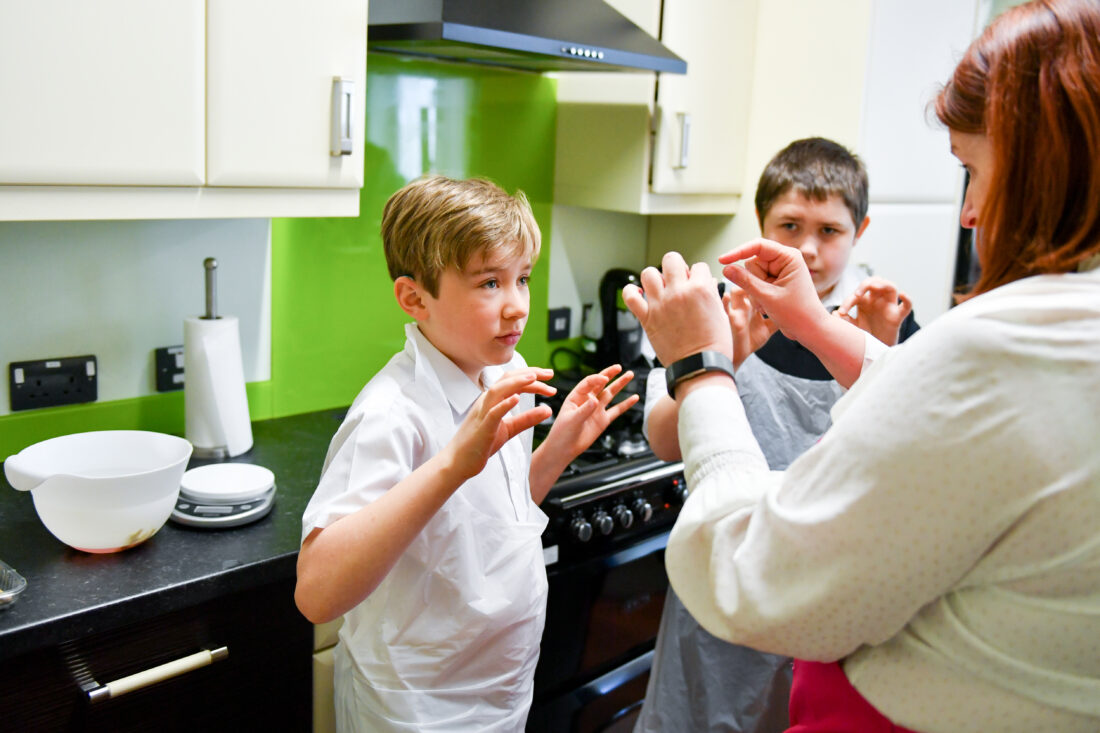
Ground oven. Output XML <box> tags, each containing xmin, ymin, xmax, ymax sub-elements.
<box><xmin>527</xmin><ymin>395</ymin><xmax>686</xmax><ymax>733</ymax></box>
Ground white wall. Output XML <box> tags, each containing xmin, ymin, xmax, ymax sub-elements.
<box><xmin>0</xmin><ymin>219</ymin><xmax>271</xmax><ymax>416</ymax></box>
<box><xmin>854</xmin><ymin>0</ymin><xmax>981</xmax><ymax>322</ymax></box>
<box><xmin>548</xmin><ymin>205</ymin><xmax>649</xmax><ymax>339</ymax></box>
<box><xmin>647</xmin><ymin>0</ymin><xmax>874</xmax><ymax>268</ymax></box>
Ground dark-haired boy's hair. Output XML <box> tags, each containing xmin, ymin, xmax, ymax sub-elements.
<box><xmin>754</xmin><ymin>137</ymin><xmax>869</xmax><ymax>228</ymax></box>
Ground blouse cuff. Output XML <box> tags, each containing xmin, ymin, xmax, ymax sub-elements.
<box><xmin>863</xmin><ymin>331</ymin><xmax>889</xmax><ymax>374</ymax></box>
<box><xmin>677</xmin><ymin>384</ymin><xmax>768</xmax><ymax>491</ymax></box>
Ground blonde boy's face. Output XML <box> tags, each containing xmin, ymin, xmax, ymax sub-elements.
<box><xmin>761</xmin><ymin>189</ymin><xmax>869</xmax><ymax>301</ymax></box>
<box><xmin>416</xmin><ymin>246</ymin><xmax>533</xmax><ymax>383</ymax></box>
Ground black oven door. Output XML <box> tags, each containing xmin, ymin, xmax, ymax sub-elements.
<box><xmin>528</xmin><ymin>531</ymin><xmax>669</xmax><ymax>733</ymax></box>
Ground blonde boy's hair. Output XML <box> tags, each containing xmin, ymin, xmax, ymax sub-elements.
<box><xmin>382</xmin><ymin>175</ymin><xmax>541</xmax><ymax>297</ymax></box>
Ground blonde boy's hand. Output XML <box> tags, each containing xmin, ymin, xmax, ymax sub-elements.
<box><xmin>836</xmin><ymin>276</ymin><xmax>913</xmax><ymax>346</ymax></box>
<box><xmin>445</xmin><ymin>368</ymin><xmax>555</xmax><ymax>481</ymax></box>
<box><xmin>724</xmin><ymin>285</ymin><xmax>777</xmax><ymax>368</ymax></box>
<box><xmin>545</xmin><ymin>365</ymin><xmax>639</xmax><ymax>458</ymax></box>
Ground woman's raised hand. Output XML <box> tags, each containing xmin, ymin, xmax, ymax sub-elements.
<box><xmin>622</xmin><ymin>252</ymin><xmax>733</xmax><ymax>367</ymax></box>
<box><xmin>720</xmin><ymin>238</ymin><xmax>830</xmax><ymax>344</ymax></box>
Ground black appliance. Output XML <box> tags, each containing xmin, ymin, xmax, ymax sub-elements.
<box><xmin>528</xmin><ymin>391</ymin><xmax>686</xmax><ymax>733</ymax></box>
<box><xmin>593</xmin><ymin>268</ymin><xmax>645</xmax><ymax>372</ymax></box>
<box><xmin>368</xmin><ymin>0</ymin><xmax>687</xmax><ymax>74</ymax></box>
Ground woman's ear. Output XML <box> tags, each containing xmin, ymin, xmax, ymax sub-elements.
<box><xmin>394</xmin><ymin>276</ymin><xmax>429</xmax><ymax>319</ymax></box>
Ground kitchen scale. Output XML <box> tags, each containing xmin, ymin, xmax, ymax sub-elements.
<box><xmin>170</xmin><ymin>463</ymin><xmax>275</xmax><ymax>528</ymax></box>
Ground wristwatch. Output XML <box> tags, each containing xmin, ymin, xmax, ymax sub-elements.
<box><xmin>664</xmin><ymin>351</ymin><xmax>736</xmax><ymax>397</ymax></box>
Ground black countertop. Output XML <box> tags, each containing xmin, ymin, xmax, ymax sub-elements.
<box><xmin>0</xmin><ymin>409</ymin><xmax>345</xmax><ymax>662</ymax></box>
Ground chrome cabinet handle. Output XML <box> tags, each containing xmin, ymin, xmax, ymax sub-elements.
<box><xmin>675</xmin><ymin>112</ymin><xmax>691</xmax><ymax>169</ymax></box>
<box><xmin>330</xmin><ymin>77</ymin><xmax>354</xmax><ymax>157</ymax></box>
<box><xmin>87</xmin><ymin>646</ymin><xmax>229</xmax><ymax>702</ymax></box>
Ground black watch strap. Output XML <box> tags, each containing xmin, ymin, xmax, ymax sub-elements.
<box><xmin>664</xmin><ymin>351</ymin><xmax>735</xmax><ymax>396</ymax></box>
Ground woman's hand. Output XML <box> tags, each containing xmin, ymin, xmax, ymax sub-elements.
<box><xmin>719</xmin><ymin>238</ymin><xmax>830</xmax><ymax>344</ymax></box>
<box><xmin>622</xmin><ymin>252</ymin><xmax>733</xmax><ymax>367</ymax></box>
<box><xmin>836</xmin><ymin>276</ymin><xmax>913</xmax><ymax>346</ymax></box>
<box><xmin>725</xmin><ymin>284</ymin><xmax>777</xmax><ymax>367</ymax></box>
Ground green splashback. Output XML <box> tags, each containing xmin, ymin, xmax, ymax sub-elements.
<box><xmin>0</xmin><ymin>55</ymin><xmax>557</xmax><ymax>456</ymax></box>
<box><xmin>270</xmin><ymin>55</ymin><xmax>557</xmax><ymax>417</ymax></box>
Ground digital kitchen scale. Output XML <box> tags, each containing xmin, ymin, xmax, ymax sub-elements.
<box><xmin>170</xmin><ymin>463</ymin><xmax>276</xmax><ymax>528</ymax></box>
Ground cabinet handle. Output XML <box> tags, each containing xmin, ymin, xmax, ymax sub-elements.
<box><xmin>87</xmin><ymin>646</ymin><xmax>229</xmax><ymax>703</ymax></box>
<box><xmin>675</xmin><ymin>112</ymin><xmax>691</xmax><ymax>169</ymax></box>
<box><xmin>330</xmin><ymin>77</ymin><xmax>354</xmax><ymax>157</ymax></box>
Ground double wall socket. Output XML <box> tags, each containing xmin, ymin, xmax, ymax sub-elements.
<box><xmin>155</xmin><ymin>345</ymin><xmax>185</xmax><ymax>392</ymax></box>
<box><xmin>8</xmin><ymin>355</ymin><xmax>98</xmax><ymax>411</ymax></box>
<box><xmin>548</xmin><ymin>307</ymin><xmax>571</xmax><ymax>341</ymax></box>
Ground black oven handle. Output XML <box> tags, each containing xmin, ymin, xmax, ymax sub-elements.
<box><xmin>598</xmin><ymin>530</ymin><xmax>669</xmax><ymax>570</ymax></box>
<box><xmin>567</xmin><ymin>649</ymin><xmax>655</xmax><ymax>707</ymax></box>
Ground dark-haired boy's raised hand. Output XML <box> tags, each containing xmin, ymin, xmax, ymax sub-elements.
<box><xmin>530</xmin><ymin>365</ymin><xmax>639</xmax><ymax>501</ymax></box>
<box><xmin>444</xmin><ymin>367</ymin><xmax>555</xmax><ymax>482</ymax></box>
<box><xmin>836</xmin><ymin>276</ymin><xmax>913</xmax><ymax>346</ymax></box>
<box><xmin>724</xmin><ymin>285</ymin><xmax>777</xmax><ymax>367</ymax></box>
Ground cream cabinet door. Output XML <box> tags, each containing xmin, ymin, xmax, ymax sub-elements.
<box><xmin>650</xmin><ymin>0</ymin><xmax>757</xmax><ymax>195</ymax></box>
<box><xmin>0</xmin><ymin>0</ymin><xmax>204</xmax><ymax>186</ymax></box>
<box><xmin>206</xmin><ymin>0</ymin><xmax>367</xmax><ymax>189</ymax></box>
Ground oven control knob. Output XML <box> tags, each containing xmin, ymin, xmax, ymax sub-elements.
<box><xmin>671</xmin><ymin>479</ymin><xmax>689</xmax><ymax>503</ymax></box>
<box><xmin>613</xmin><ymin>504</ymin><xmax>634</xmax><ymax>529</ymax></box>
<box><xmin>592</xmin><ymin>510</ymin><xmax>615</xmax><ymax>536</ymax></box>
<box><xmin>631</xmin><ymin>498</ymin><xmax>653</xmax><ymax>523</ymax></box>
<box><xmin>570</xmin><ymin>517</ymin><xmax>594</xmax><ymax>543</ymax></box>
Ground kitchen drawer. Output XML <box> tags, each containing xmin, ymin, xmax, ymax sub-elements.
<box><xmin>0</xmin><ymin>578</ymin><xmax>312</xmax><ymax>731</ymax></box>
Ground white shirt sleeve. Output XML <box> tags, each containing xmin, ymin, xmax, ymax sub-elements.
<box><xmin>665</xmin><ymin>315</ymin><xmax>1058</xmax><ymax>661</ymax></box>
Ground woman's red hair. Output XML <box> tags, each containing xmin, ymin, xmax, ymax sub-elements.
<box><xmin>935</xmin><ymin>0</ymin><xmax>1100</xmax><ymax>297</ymax></box>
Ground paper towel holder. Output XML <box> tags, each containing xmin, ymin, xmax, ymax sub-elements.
<box><xmin>185</xmin><ymin>256</ymin><xmax>254</xmax><ymax>460</ymax></box>
<box><xmin>203</xmin><ymin>257</ymin><xmax>220</xmax><ymax>320</ymax></box>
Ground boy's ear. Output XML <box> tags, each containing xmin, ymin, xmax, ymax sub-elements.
<box><xmin>394</xmin><ymin>276</ymin><xmax>429</xmax><ymax>320</ymax></box>
<box><xmin>854</xmin><ymin>216</ymin><xmax>871</xmax><ymax>242</ymax></box>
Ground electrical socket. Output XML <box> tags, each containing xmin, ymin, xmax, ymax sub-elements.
<box><xmin>547</xmin><ymin>307</ymin><xmax>571</xmax><ymax>341</ymax></box>
<box><xmin>9</xmin><ymin>355</ymin><xmax>98</xmax><ymax>411</ymax></box>
<box><xmin>154</xmin><ymin>345</ymin><xmax>185</xmax><ymax>392</ymax></box>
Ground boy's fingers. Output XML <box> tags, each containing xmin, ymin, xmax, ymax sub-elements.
<box><xmin>503</xmin><ymin>405</ymin><xmax>553</xmax><ymax>438</ymax></box>
<box><xmin>604</xmin><ymin>393</ymin><xmax>640</xmax><ymax>421</ymax></box>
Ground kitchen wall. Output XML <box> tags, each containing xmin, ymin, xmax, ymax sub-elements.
<box><xmin>0</xmin><ymin>54</ymin><xmax>558</xmax><ymax>457</ymax></box>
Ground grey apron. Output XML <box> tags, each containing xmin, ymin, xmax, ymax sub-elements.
<box><xmin>634</xmin><ymin>353</ymin><xmax>844</xmax><ymax>733</ymax></box>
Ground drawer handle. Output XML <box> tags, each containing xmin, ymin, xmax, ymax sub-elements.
<box><xmin>87</xmin><ymin>646</ymin><xmax>229</xmax><ymax>703</ymax></box>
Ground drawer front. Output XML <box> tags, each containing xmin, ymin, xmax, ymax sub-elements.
<box><xmin>0</xmin><ymin>578</ymin><xmax>311</xmax><ymax>731</ymax></box>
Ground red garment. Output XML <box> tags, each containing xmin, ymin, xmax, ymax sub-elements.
<box><xmin>787</xmin><ymin>659</ymin><xmax>922</xmax><ymax>733</ymax></box>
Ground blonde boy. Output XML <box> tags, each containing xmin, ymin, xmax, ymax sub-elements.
<box><xmin>296</xmin><ymin>175</ymin><xmax>636</xmax><ymax>732</ymax></box>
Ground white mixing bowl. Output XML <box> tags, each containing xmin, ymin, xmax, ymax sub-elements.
<box><xmin>4</xmin><ymin>431</ymin><xmax>193</xmax><ymax>553</ymax></box>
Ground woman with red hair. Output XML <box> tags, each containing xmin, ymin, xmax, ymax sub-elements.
<box><xmin>624</xmin><ymin>1</ymin><xmax>1100</xmax><ymax>730</ymax></box>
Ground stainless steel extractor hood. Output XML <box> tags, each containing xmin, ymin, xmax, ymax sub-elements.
<box><xmin>368</xmin><ymin>0</ymin><xmax>687</xmax><ymax>74</ymax></box>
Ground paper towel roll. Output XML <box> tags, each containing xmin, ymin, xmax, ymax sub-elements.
<box><xmin>184</xmin><ymin>316</ymin><xmax>253</xmax><ymax>458</ymax></box>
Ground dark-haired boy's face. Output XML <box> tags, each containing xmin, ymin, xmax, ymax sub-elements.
<box><xmin>760</xmin><ymin>190</ymin><xmax>868</xmax><ymax>301</ymax></box>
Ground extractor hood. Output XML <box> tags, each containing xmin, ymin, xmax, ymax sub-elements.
<box><xmin>368</xmin><ymin>0</ymin><xmax>687</xmax><ymax>74</ymax></box>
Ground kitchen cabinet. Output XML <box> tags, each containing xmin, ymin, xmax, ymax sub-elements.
<box><xmin>0</xmin><ymin>0</ymin><xmax>367</xmax><ymax>221</ymax></box>
<box><xmin>553</xmin><ymin>0</ymin><xmax>758</xmax><ymax>214</ymax></box>
<box><xmin>0</xmin><ymin>578</ymin><xmax>312</xmax><ymax>731</ymax></box>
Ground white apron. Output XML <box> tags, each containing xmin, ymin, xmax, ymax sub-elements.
<box><xmin>335</xmin><ymin>483</ymin><xmax>549</xmax><ymax>733</ymax></box>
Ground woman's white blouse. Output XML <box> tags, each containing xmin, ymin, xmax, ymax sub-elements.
<box><xmin>666</xmin><ymin>267</ymin><xmax>1100</xmax><ymax>733</ymax></box>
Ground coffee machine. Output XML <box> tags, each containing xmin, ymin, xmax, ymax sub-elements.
<box><xmin>592</xmin><ymin>268</ymin><xmax>646</xmax><ymax>370</ymax></box>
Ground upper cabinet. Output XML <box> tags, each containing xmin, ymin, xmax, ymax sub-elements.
<box><xmin>554</xmin><ymin>0</ymin><xmax>758</xmax><ymax>214</ymax></box>
<box><xmin>0</xmin><ymin>0</ymin><xmax>368</xmax><ymax>221</ymax></box>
